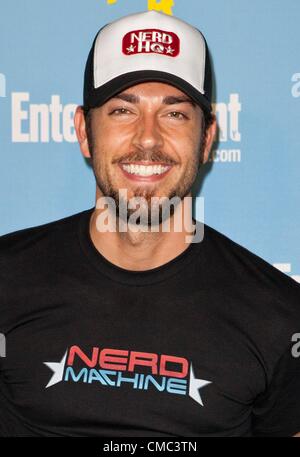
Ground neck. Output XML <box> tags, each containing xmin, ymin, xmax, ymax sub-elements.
<box><xmin>89</xmin><ymin>189</ymin><xmax>196</xmax><ymax>271</ymax></box>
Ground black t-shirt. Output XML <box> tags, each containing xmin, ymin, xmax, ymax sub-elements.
<box><xmin>1</xmin><ymin>207</ymin><xmax>300</xmax><ymax>437</ymax></box>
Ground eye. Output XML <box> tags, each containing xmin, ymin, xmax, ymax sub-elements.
<box><xmin>109</xmin><ymin>107</ymin><xmax>132</xmax><ymax>115</ymax></box>
<box><xmin>167</xmin><ymin>111</ymin><xmax>188</xmax><ymax>120</ymax></box>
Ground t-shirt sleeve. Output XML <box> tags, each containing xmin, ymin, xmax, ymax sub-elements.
<box><xmin>252</xmin><ymin>342</ymin><xmax>300</xmax><ymax>437</ymax></box>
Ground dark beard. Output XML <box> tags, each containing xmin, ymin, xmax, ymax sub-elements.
<box><xmin>87</xmin><ymin>133</ymin><xmax>204</xmax><ymax>227</ymax></box>
<box><xmin>90</xmin><ymin>160</ymin><xmax>198</xmax><ymax>227</ymax></box>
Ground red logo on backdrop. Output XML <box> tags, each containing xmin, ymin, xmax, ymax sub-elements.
<box><xmin>122</xmin><ymin>28</ymin><xmax>180</xmax><ymax>57</ymax></box>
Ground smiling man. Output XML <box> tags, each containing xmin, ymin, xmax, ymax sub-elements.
<box><xmin>75</xmin><ymin>81</ymin><xmax>214</xmax><ymax>270</ymax></box>
<box><xmin>1</xmin><ymin>10</ymin><xmax>300</xmax><ymax>437</ymax></box>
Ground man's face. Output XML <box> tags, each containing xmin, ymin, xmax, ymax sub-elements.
<box><xmin>76</xmin><ymin>82</ymin><xmax>214</xmax><ymax>224</ymax></box>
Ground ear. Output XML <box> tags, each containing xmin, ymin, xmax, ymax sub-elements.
<box><xmin>202</xmin><ymin>115</ymin><xmax>217</xmax><ymax>164</ymax></box>
<box><xmin>74</xmin><ymin>106</ymin><xmax>91</xmax><ymax>158</ymax></box>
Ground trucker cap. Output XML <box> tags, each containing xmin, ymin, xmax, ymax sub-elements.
<box><xmin>83</xmin><ymin>10</ymin><xmax>212</xmax><ymax>113</ymax></box>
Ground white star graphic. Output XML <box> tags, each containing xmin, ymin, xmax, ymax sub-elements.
<box><xmin>126</xmin><ymin>45</ymin><xmax>135</xmax><ymax>54</ymax></box>
<box><xmin>188</xmin><ymin>362</ymin><xmax>211</xmax><ymax>406</ymax></box>
<box><xmin>44</xmin><ymin>351</ymin><xmax>67</xmax><ymax>388</ymax></box>
<box><xmin>165</xmin><ymin>46</ymin><xmax>175</xmax><ymax>55</ymax></box>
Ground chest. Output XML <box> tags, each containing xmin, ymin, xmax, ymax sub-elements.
<box><xmin>0</xmin><ymin>284</ymin><xmax>266</xmax><ymax>436</ymax></box>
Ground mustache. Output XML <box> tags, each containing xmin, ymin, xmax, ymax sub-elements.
<box><xmin>113</xmin><ymin>151</ymin><xmax>178</xmax><ymax>165</ymax></box>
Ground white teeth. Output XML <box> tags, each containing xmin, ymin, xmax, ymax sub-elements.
<box><xmin>121</xmin><ymin>164</ymin><xmax>170</xmax><ymax>176</ymax></box>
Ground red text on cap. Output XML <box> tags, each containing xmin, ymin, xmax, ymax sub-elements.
<box><xmin>122</xmin><ymin>28</ymin><xmax>180</xmax><ymax>57</ymax></box>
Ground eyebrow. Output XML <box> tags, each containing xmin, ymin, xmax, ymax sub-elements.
<box><xmin>111</xmin><ymin>93</ymin><xmax>196</xmax><ymax>108</ymax></box>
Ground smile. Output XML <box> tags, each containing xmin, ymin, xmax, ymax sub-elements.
<box><xmin>118</xmin><ymin>162</ymin><xmax>173</xmax><ymax>181</ymax></box>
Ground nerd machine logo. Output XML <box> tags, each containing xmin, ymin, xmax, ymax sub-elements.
<box><xmin>122</xmin><ymin>28</ymin><xmax>180</xmax><ymax>57</ymax></box>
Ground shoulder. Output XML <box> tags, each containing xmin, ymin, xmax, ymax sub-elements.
<box><xmin>0</xmin><ymin>207</ymin><xmax>93</xmax><ymax>261</ymax></box>
<box><xmin>199</xmin><ymin>222</ymin><xmax>300</xmax><ymax>344</ymax></box>
<box><xmin>202</xmin><ymin>222</ymin><xmax>300</xmax><ymax>297</ymax></box>
<box><xmin>200</xmin><ymin>223</ymin><xmax>300</xmax><ymax>371</ymax></box>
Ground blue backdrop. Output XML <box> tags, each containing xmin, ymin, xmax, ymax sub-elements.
<box><xmin>0</xmin><ymin>0</ymin><xmax>299</xmax><ymax>282</ymax></box>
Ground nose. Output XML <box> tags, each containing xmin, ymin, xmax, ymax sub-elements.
<box><xmin>131</xmin><ymin>111</ymin><xmax>164</xmax><ymax>153</ymax></box>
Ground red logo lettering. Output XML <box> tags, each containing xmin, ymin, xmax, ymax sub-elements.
<box><xmin>122</xmin><ymin>28</ymin><xmax>180</xmax><ymax>57</ymax></box>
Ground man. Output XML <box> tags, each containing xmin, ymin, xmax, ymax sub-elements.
<box><xmin>1</xmin><ymin>10</ymin><xmax>300</xmax><ymax>437</ymax></box>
